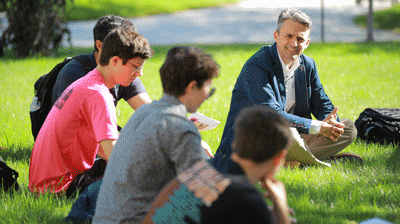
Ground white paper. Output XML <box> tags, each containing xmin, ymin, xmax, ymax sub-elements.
<box><xmin>187</xmin><ymin>112</ymin><xmax>220</xmax><ymax>132</ymax></box>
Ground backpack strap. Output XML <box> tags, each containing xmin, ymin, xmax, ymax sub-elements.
<box><xmin>73</xmin><ymin>53</ymin><xmax>96</xmax><ymax>73</ymax></box>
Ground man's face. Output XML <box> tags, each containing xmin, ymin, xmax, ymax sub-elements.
<box><xmin>274</xmin><ymin>19</ymin><xmax>310</xmax><ymax>66</ymax></box>
<box><xmin>115</xmin><ymin>57</ymin><xmax>145</xmax><ymax>87</ymax></box>
<box><xmin>186</xmin><ymin>78</ymin><xmax>214</xmax><ymax>113</ymax></box>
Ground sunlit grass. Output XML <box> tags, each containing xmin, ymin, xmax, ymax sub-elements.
<box><xmin>0</xmin><ymin>42</ymin><xmax>399</xmax><ymax>223</ymax></box>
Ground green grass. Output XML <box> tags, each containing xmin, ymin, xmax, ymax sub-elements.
<box><xmin>65</xmin><ymin>0</ymin><xmax>240</xmax><ymax>21</ymax></box>
<box><xmin>354</xmin><ymin>4</ymin><xmax>400</xmax><ymax>34</ymax></box>
<box><xmin>1</xmin><ymin>42</ymin><xmax>400</xmax><ymax>223</ymax></box>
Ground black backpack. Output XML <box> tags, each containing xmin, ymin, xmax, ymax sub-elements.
<box><xmin>0</xmin><ymin>156</ymin><xmax>19</xmax><ymax>193</ymax></box>
<box><xmin>30</xmin><ymin>55</ymin><xmax>93</xmax><ymax>140</ymax></box>
<box><xmin>355</xmin><ymin>108</ymin><xmax>400</xmax><ymax>145</ymax></box>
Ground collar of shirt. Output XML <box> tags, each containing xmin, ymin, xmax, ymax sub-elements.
<box><xmin>227</xmin><ymin>159</ymin><xmax>246</xmax><ymax>176</ymax></box>
<box><xmin>277</xmin><ymin>52</ymin><xmax>301</xmax><ymax>81</ymax></box>
<box><xmin>159</xmin><ymin>93</ymin><xmax>188</xmax><ymax>117</ymax></box>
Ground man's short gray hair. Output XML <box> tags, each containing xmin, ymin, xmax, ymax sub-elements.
<box><xmin>277</xmin><ymin>9</ymin><xmax>312</xmax><ymax>32</ymax></box>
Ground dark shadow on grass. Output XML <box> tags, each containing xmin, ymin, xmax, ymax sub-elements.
<box><xmin>0</xmin><ymin>146</ymin><xmax>32</xmax><ymax>163</ymax></box>
<box><xmin>387</xmin><ymin>147</ymin><xmax>400</xmax><ymax>172</ymax></box>
<box><xmin>0</xmin><ymin>185</ymin><xmax>75</xmax><ymax>223</ymax></box>
<box><xmin>0</xmin><ymin>47</ymin><xmax>93</xmax><ymax>60</ymax></box>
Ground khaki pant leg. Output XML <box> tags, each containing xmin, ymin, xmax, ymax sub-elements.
<box><xmin>300</xmin><ymin>118</ymin><xmax>358</xmax><ymax>160</ymax></box>
<box><xmin>286</xmin><ymin>128</ymin><xmax>331</xmax><ymax>167</ymax></box>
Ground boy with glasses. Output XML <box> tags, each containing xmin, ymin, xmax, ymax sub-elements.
<box><xmin>29</xmin><ymin>27</ymin><xmax>153</xmax><ymax>197</ymax></box>
<box><xmin>93</xmin><ymin>46</ymin><xmax>219</xmax><ymax>224</ymax></box>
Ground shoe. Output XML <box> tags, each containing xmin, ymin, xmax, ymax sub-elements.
<box><xmin>326</xmin><ymin>152</ymin><xmax>363</xmax><ymax>164</ymax></box>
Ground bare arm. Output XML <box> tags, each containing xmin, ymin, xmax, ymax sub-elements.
<box><xmin>98</xmin><ymin>139</ymin><xmax>116</xmax><ymax>161</ymax></box>
<box><xmin>126</xmin><ymin>93</ymin><xmax>152</xmax><ymax>110</ymax></box>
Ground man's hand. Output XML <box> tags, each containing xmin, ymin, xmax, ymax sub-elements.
<box><xmin>319</xmin><ymin>106</ymin><xmax>345</xmax><ymax>141</ymax></box>
<box><xmin>323</xmin><ymin>106</ymin><xmax>339</xmax><ymax>124</ymax></box>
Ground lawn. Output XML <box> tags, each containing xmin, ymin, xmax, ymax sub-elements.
<box><xmin>65</xmin><ymin>0</ymin><xmax>241</xmax><ymax>21</ymax></box>
<box><xmin>0</xmin><ymin>42</ymin><xmax>399</xmax><ymax>223</ymax></box>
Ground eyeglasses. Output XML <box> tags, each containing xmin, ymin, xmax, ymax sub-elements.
<box><xmin>128</xmin><ymin>61</ymin><xmax>143</xmax><ymax>72</ymax></box>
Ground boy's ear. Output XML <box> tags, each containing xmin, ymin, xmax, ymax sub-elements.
<box><xmin>184</xmin><ymin>80</ymin><xmax>197</xmax><ymax>95</ymax></box>
<box><xmin>95</xmin><ymin>40</ymin><xmax>103</xmax><ymax>51</ymax></box>
<box><xmin>110</xmin><ymin>56</ymin><xmax>120</xmax><ymax>66</ymax></box>
<box><xmin>272</xmin><ymin>149</ymin><xmax>287</xmax><ymax>167</ymax></box>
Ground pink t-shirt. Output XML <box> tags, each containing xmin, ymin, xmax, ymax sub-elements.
<box><xmin>29</xmin><ymin>69</ymin><xmax>118</xmax><ymax>194</ymax></box>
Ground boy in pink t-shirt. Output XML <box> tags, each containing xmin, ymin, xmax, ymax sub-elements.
<box><xmin>29</xmin><ymin>27</ymin><xmax>153</xmax><ymax>196</ymax></box>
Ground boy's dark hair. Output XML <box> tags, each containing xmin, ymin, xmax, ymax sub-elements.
<box><xmin>93</xmin><ymin>15</ymin><xmax>137</xmax><ymax>52</ymax></box>
<box><xmin>159</xmin><ymin>46</ymin><xmax>219</xmax><ymax>97</ymax></box>
<box><xmin>99</xmin><ymin>27</ymin><xmax>153</xmax><ymax>66</ymax></box>
<box><xmin>233</xmin><ymin>105</ymin><xmax>292</xmax><ymax>163</ymax></box>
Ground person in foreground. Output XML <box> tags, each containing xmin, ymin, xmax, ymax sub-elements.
<box><xmin>93</xmin><ymin>46</ymin><xmax>219</xmax><ymax>224</ymax></box>
<box><xmin>212</xmin><ymin>8</ymin><xmax>358</xmax><ymax>171</ymax></box>
<box><xmin>28</xmin><ymin>27</ymin><xmax>153</xmax><ymax>197</ymax></box>
<box><xmin>143</xmin><ymin>105</ymin><xmax>295</xmax><ymax>224</ymax></box>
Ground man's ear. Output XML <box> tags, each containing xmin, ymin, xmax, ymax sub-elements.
<box><xmin>95</xmin><ymin>40</ymin><xmax>103</xmax><ymax>51</ymax></box>
<box><xmin>273</xmin><ymin>31</ymin><xmax>279</xmax><ymax>42</ymax></box>
<box><xmin>304</xmin><ymin>38</ymin><xmax>311</xmax><ymax>49</ymax></box>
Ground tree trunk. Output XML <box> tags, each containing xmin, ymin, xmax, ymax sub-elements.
<box><xmin>321</xmin><ymin>0</ymin><xmax>325</xmax><ymax>42</ymax></box>
<box><xmin>366</xmin><ymin>0</ymin><xmax>374</xmax><ymax>42</ymax></box>
<box><xmin>1</xmin><ymin>0</ymin><xmax>71</xmax><ymax>57</ymax></box>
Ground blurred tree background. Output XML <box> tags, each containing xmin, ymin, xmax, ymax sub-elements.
<box><xmin>0</xmin><ymin>0</ymin><xmax>71</xmax><ymax>57</ymax></box>
<box><xmin>0</xmin><ymin>0</ymin><xmax>398</xmax><ymax>57</ymax></box>
<box><xmin>0</xmin><ymin>0</ymin><xmax>239</xmax><ymax>57</ymax></box>
<box><xmin>355</xmin><ymin>0</ymin><xmax>400</xmax><ymax>42</ymax></box>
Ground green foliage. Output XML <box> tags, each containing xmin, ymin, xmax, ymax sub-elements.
<box><xmin>0</xmin><ymin>0</ymin><xmax>240</xmax><ymax>57</ymax></box>
<box><xmin>65</xmin><ymin>0</ymin><xmax>240</xmax><ymax>21</ymax></box>
<box><xmin>0</xmin><ymin>42</ymin><xmax>399</xmax><ymax>223</ymax></box>
<box><xmin>0</xmin><ymin>0</ymin><xmax>72</xmax><ymax>57</ymax></box>
<box><xmin>354</xmin><ymin>4</ymin><xmax>400</xmax><ymax>34</ymax></box>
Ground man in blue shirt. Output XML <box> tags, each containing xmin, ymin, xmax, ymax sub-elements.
<box><xmin>212</xmin><ymin>9</ymin><xmax>358</xmax><ymax>171</ymax></box>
